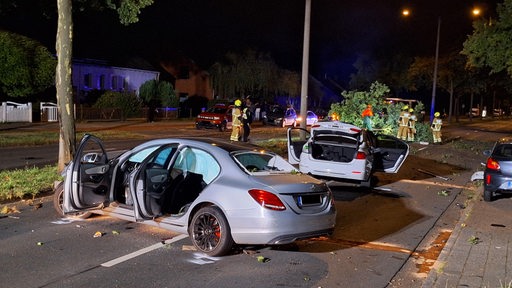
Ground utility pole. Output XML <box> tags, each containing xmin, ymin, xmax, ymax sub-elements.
<box><xmin>300</xmin><ymin>0</ymin><xmax>311</xmax><ymax>137</ymax></box>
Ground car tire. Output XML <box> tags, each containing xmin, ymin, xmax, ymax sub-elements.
<box><xmin>483</xmin><ymin>189</ymin><xmax>494</xmax><ymax>202</ymax></box>
<box><xmin>189</xmin><ymin>206</ymin><xmax>234</xmax><ymax>256</ymax></box>
<box><xmin>219</xmin><ymin>122</ymin><xmax>227</xmax><ymax>132</ymax></box>
<box><xmin>195</xmin><ymin>124</ymin><xmax>201</xmax><ymax>130</ymax></box>
<box><xmin>53</xmin><ymin>181</ymin><xmax>92</xmax><ymax>219</ymax></box>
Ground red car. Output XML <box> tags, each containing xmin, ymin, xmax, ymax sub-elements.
<box><xmin>195</xmin><ymin>104</ymin><xmax>233</xmax><ymax>132</ymax></box>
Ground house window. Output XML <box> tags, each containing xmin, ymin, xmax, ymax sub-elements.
<box><xmin>111</xmin><ymin>75</ymin><xmax>119</xmax><ymax>90</ymax></box>
<box><xmin>99</xmin><ymin>75</ymin><xmax>106</xmax><ymax>89</ymax></box>
<box><xmin>123</xmin><ymin>77</ymin><xmax>129</xmax><ymax>91</ymax></box>
<box><xmin>84</xmin><ymin>74</ymin><xmax>92</xmax><ymax>89</ymax></box>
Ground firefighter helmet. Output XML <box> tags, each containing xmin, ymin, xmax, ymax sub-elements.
<box><xmin>434</xmin><ymin>112</ymin><xmax>440</xmax><ymax>117</ymax></box>
<box><xmin>402</xmin><ymin>105</ymin><xmax>409</xmax><ymax>110</ymax></box>
<box><xmin>235</xmin><ymin>99</ymin><xmax>242</xmax><ymax>106</ymax></box>
<box><xmin>409</xmin><ymin>108</ymin><xmax>414</xmax><ymax>112</ymax></box>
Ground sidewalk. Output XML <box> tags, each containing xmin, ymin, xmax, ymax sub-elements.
<box><xmin>422</xmin><ymin>120</ymin><xmax>512</xmax><ymax>288</ymax></box>
<box><xmin>423</xmin><ymin>186</ymin><xmax>512</xmax><ymax>287</ymax></box>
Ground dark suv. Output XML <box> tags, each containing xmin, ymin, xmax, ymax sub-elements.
<box><xmin>483</xmin><ymin>138</ymin><xmax>512</xmax><ymax>201</ymax></box>
<box><xmin>195</xmin><ymin>104</ymin><xmax>233</xmax><ymax>132</ymax></box>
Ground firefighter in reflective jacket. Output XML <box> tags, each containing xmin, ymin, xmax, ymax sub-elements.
<box><xmin>431</xmin><ymin>112</ymin><xmax>443</xmax><ymax>144</ymax></box>
<box><xmin>397</xmin><ymin>105</ymin><xmax>410</xmax><ymax>140</ymax></box>
<box><xmin>230</xmin><ymin>99</ymin><xmax>242</xmax><ymax>141</ymax></box>
<box><xmin>407</xmin><ymin>108</ymin><xmax>417</xmax><ymax>142</ymax></box>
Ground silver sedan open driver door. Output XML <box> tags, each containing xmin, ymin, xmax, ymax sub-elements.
<box><xmin>63</xmin><ymin>134</ymin><xmax>110</xmax><ymax>214</ymax></box>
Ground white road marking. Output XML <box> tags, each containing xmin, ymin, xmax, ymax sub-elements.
<box><xmin>101</xmin><ymin>234</ymin><xmax>188</xmax><ymax>267</ymax></box>
<box><xmin>187</xmin><ymin>253</ymin><xmax>222</xmax><ymax>265</ymax></box>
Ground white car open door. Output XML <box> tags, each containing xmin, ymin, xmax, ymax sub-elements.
<box><xmin>287</xmin><ymin>127</ymin><xmax>310</xmax><ymax>165</ymax></box>
<box><xmin>370</xmin><ymin>133</ymin><xmax>409</xmax><ymax>173</ymax></box>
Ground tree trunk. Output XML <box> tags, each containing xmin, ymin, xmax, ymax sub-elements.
<box><xmin>56</xmin><ymin>0</ymin><xmax>76</xmax><ymax>172</ymax></box>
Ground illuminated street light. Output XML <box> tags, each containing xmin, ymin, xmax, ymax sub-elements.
<box><xmin>402</xmin><ymin>7</ymin><xmax>483</xmax><ymax>121</ymax></box>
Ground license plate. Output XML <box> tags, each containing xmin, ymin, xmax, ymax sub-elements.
<box><xmin>297</xmin><ymin>194</ymin><xmax>322</xmax><ymax>207</ymax></box>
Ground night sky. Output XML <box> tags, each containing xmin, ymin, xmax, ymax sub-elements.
<box><xmin>0</xmin><ymin>0</ymin><xmax>500</xmax><ymax>84</ymax></box>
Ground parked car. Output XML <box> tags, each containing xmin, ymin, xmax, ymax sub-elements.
<box><xmin>483</xmin><ymin>138</ymin><xmax>512</xmax><ymax>201</ymax></box>
<box><xmin>262</xmin><ymin>105</ymin><xmax>286</xmax><ymax>126</ymax></box>
<box><xmin>54</xmin><ymin>134</ymin><xmax>336</xmax><ymax>256</ymax></box>
<box><xmin>296</xmin><ymin>111</ymin><xmax>319</xmax><ymax>126</ymax></box>
<box><xmin>195</xmin><ymin>104</ymin><xmax>233</xmax><ymax>131</ymax></box>
<box><xmin>282</xmin><ymin>108</ymin><xmax>298</xmax><ymax>127</ymax></box>
<box><xmin>287</xmin><ymin>121</ymin><xmax>409</xmax><ymax>187</ymax></box>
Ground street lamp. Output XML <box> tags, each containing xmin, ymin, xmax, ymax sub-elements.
<box><xmin>403</xmin><ymin>7</ymin><xmax>483</xmax><ymax>122</ymax></box>
<box><xmin>431</xmin><ymin>17</ymin><xmax>441</xmax><ymax>122</ymax></box>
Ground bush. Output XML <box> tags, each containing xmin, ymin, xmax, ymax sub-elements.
<box><xmin>93</xmin><ymin>90</ymin><xmax>142</xmax><ymax>120</ymax></box>
<box><xmin>0</xmin><ymin>165</ymin><xmax>61</xmax><ymax>202</ymax></box>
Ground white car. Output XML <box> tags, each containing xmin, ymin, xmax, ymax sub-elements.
<box><xmin>287</xmin><ymin>121</ymin><xmax>409</xmax><ymax>187</ymax></box>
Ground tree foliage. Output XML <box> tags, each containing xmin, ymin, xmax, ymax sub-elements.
<box><xmin>329</xmin><ymin>81</ymin><xmax>431</xmax><ymax>141</ymax></box>
<box><xmin>462</xmin><ymin>0</ymin><xmax>512</xmax><ymax>77</ymax></box>
<box><xmin>139</xmin><ymin>79</ymin><xmax>178</xmax><ymax>107</ymax></box>
<box><xmin>0</xmin><ymin>31</ymin><xmax>56</xmax><ymax>97</ymax></box>
<box><xmin>209</xmin><ymin>49</ymin><xmax>300</xmax><ymax>102</ymax></box>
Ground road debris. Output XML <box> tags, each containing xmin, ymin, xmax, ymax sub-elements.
<box><xmin>438</xmin><ymin>190</ymin><xmax>450</xmax><ymax>196</ymax></box>
<box><xmin>468</xmin><ymin>235</ymin><xmax>480</xmax><ymax>245</ymax></box>
<box><xmin>93</xmin><ymin>231</ymin><xmax>104</xmax><ymax>238</ymax></box>
<box><xmin>257</xmin><ymin>255</ymin><xmax>270</xmax><ymax>263</ymax></box>
<box><xmin>470</xmin><ymin>171</ymin><xmax>484</xmax><ymax>181</ymax></box>
<box><xmin>1</xmin><ymin>205</ymin><xmax>20</xmax><ymax>214</ymax></box>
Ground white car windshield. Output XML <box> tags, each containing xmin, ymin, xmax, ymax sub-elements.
<box><xmin>232</xmin><ymin>151</ymin><xmax>297</xmax><ymax>174</ymax></box>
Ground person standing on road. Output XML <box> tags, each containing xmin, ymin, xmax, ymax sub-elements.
<box><xmin>361</xmin><ymin>103</ymin><xmax>374</xmax><ymax>130</ymax></box>
<box><xmin>431</xmin><ymin>112</ymin><xmax>443</xmax><ymax>144</ymax></box>
<box><xmin>397</xmin><ymin>105</ymin><xmax>410</xmax><ymax>140</ymax></box>
<box><xmin>242</xmin><ymin>97</ymin><xmax>253</xmax><ymax>142</ymax></box>
<box><xmin>230</xmin><ymin>99</ymin><xmax>242</xmax><ymax>141</ymax></box>
<box><xmin>407</xmin><ymin>108</ymin><xmax>417</xmax><ymax>142</ymax></box>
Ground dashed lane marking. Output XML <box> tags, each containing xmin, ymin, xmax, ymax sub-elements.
<box><xmin>101</xmin><ymin>234</ymin><xmax>188</xmax><ymax>267</ymax></box>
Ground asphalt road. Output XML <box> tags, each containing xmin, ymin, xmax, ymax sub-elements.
<box><xmin>1</xmin><ymin>118</ymin><xmax>510</xmax><ymax>287</ymax></box>
<box><xmin>0</xmin><ymin>174</ymin><xmax>469</xmax><ymax>288</ymax></box>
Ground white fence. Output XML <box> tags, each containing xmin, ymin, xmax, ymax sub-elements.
<box><xmin>0</xmin><ymin>101</ymin><xmax>32</xmax><ymax>123</ymax></box>
<box><xmin>41</xmin><ymin>102</ymin><xmax>58</xmax><ymax>122</ymax></box>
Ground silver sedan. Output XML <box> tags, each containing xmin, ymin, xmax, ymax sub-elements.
<box><xmin>55</xmin><ymin>134</ymin><xmax>336</xmax><ymax>256</ymax></box>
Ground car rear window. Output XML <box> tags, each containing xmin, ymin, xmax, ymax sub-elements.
<box><xmin>493</xmin><ymin>144</ymin><xmax>512</xmax><ymax>158</ymax></box>
<box><xmin>211</xmin><ymin>107</ymin><xmax>227</xmax><ymax>113</ymax></box>
<box><xmin>312</xmin><ymin>130</ymin><xmax>359</xmax><ymax>148</ymax></box>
